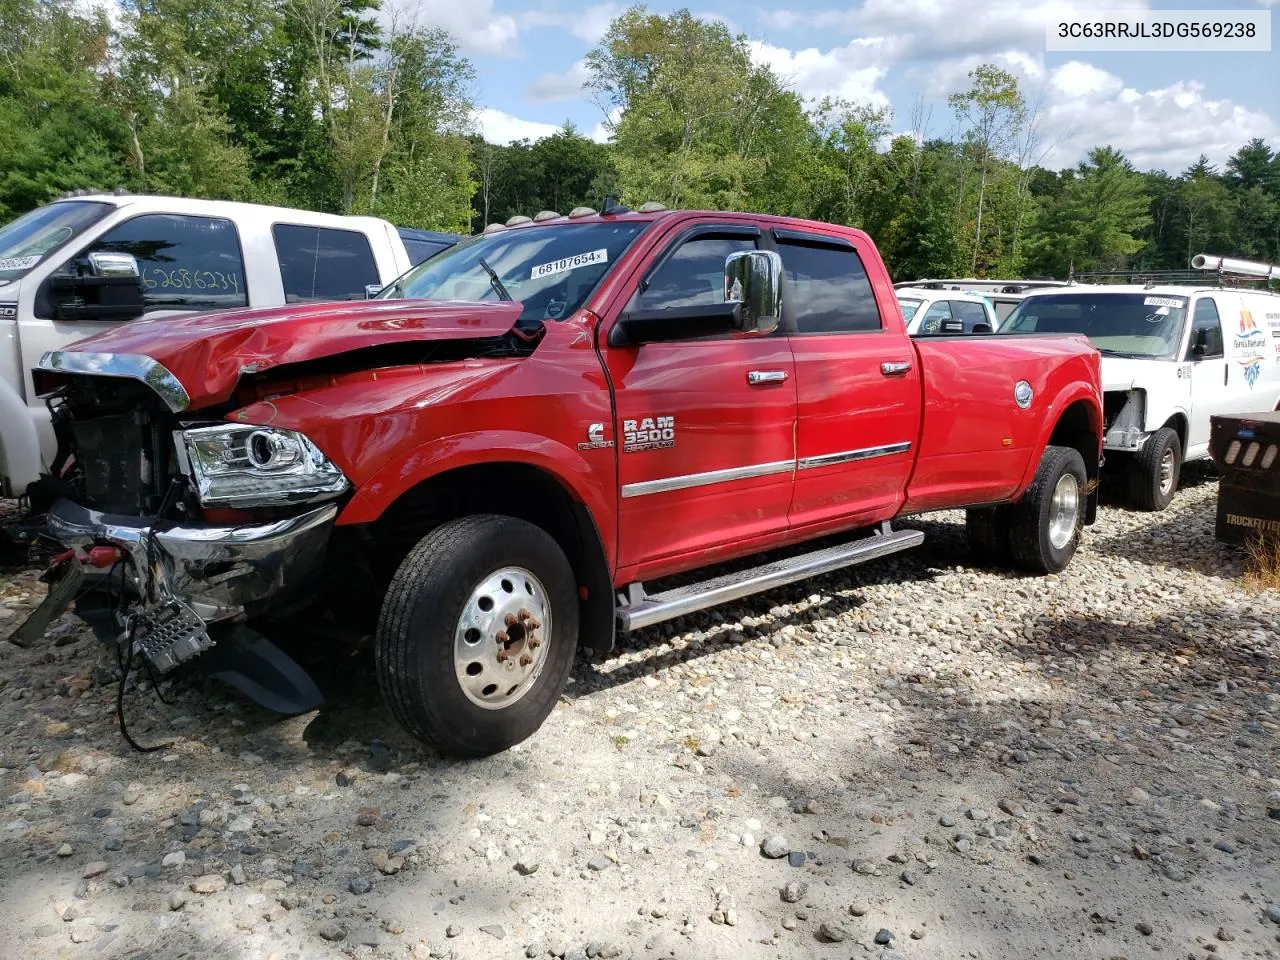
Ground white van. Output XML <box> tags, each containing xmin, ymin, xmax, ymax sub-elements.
<box><xmin>895</xmin><ymin>286</ymin><xmax>1001</xmax><ymax>335</ymax></box>
<box><xmin>999</xmin><ymin>284</ymin><xmax>1280</xmax><ymax>510</ymax></box>
<box><xmin>0</xmin><ymin>193</ymin><xmax>422</xmax><ymax>499</ymax></box>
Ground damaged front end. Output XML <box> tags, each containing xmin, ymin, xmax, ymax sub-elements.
<box><xmin>17</xmin><ymin>354</ymin><xmax>349</xmax><ymax>717</ymax></box>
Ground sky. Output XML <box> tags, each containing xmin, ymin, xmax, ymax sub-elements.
<box><xmin>390</xmin><ymin>0</ymin><xmax>1280</xmax><ymax>173</ymax></box>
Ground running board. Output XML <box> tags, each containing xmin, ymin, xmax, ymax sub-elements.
<box><xmin>616</xmin><ymin>526</ymin><xmax>924</xmax><ymax>632</ymax></box>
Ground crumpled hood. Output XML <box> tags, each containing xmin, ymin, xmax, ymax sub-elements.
<box><xmin>1100</xmin><ymin>355</ymin><xmax>1170</xmax><ymax>393</ymax></box>
<box><xmin>36</xmin><ymin>298</ymin><xmax>524</xmax><ymax>410</ymax></box>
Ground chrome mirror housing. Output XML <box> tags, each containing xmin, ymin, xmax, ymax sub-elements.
<box><xmin>724</xmin><ymin>250</ymin><xmax>782</xmax><ymax>336</ymax></box>
<box><xmin>88</xmin><ymin>251</ymin><xmax>140</xmax><ymax>279</ymax></box>
<box><xmin>365</xmin><ymin>283</ymin><xmax>384</xmax><ymax>300</ymax></box>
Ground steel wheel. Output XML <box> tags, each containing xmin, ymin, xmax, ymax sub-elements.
<box><xmin>1047</xmin><ymin>472</ymin><xmax>1080</xmax><ymax>551</ymax></box>
<box><xmin>1158</xmin><ymin>447</ymin><xmax>1176</xmax><ymax>497</ymax></box>
<box><xmin>453</xmin><ymin>567</ymin><xmax>551</xmax><ymax>710</ymax></box>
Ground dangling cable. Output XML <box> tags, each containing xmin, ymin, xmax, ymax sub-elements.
<box><xmin>114</xmin><ymin>616</ymin><xmax>171</xmax><ymax>754</ymax></box>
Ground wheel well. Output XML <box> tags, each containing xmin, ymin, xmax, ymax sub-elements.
<box><xmin>1048</xmin><ymin>400</ymin><xmax>1100</xmax><ymax>484</ymax></box>
<box><xmin>1161</xmin><ymin>413</ymin><xmax>1188</xmax><ymax>450</ymax></box>
<box><xmin>371</xmin><ymin>463</ymin><xmax>615</xmax><ymax>654</ymax></box>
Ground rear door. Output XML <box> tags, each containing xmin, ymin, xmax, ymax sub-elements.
<box><xmin>602</xmin><ymin>223</ymin><xmax>797</xmax><ymax>570</ymax></box>
<box><xmin>1186</xmin><ymin>295</ymin><xmax>1230</xmax><ymax>455</ymax></box>
<box><xmin>776</xmin><ymin>229</ymin><xmax>921</xmax><ymax>531</ymax></box>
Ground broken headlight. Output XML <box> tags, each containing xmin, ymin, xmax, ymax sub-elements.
<box><xmin>181</xmin><ymin>425</ymin><xmax>349</xmax><ymax>509</ymax></box>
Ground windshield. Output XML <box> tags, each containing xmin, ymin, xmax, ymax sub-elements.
<box><xmin>999</xmin><ymin>292</ymin><xmax>1189</xmax><ymax>359</ymax></box>
<box><xmin>0</xmin><ymin>201</ymin><xmax>112</xmax><ymax>283</ymax></box>
<box><xmin>381</xmin><ymin>221</ymin><xmax>648</xmax><ymax>325</ymax></box>
<box><xmin>897</xmin><ymin>297</ymin><xmax>923</xmax><ymax>321</ymax></box>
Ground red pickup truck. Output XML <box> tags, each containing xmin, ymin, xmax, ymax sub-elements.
<box><xmin>27</xmin><ymin>206</ymin><xmax>1102</xmax><ymax>756</ymax></box>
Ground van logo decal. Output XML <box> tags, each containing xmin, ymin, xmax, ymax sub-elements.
<box><xmin>1233</xmin><ymin>305</ymin><xmax>1267</xmax><ymax>353</ymax></box>
<box><xmin>1240</xmin><ymin>306</ymin><xmax>1262</xmax><ymax>338</ymax></box>
<box><xmin>1240</xmin><ymin>357</ymin><xmax>1264</xmax><ymax>388</ymax></box>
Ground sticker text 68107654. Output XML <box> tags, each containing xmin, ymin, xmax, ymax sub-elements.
<box><xmin>530</xmin><ymin>248</ymin><xmax>608</xmax><ymax>280</ymax></box>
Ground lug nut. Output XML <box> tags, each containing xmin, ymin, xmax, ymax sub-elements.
<box><xmin>519</xmin><ymin>654</ymin><xmax>532</xmax><ymax>667</ymax></box>
<box><xmin>528</xmin><ymin>619</ymin><xmax>541</xmax><ymax>630</ymax></box>
<box><xmin>518</xmin><ymin>609</ymin><xmax>532</xmax><ymax>620</ymax></box>
<box><xmin>528</xmin><ymin>639</ymin><xmax>541</xmax><ymax>649</ymax></box>
<box><xmin>496</xmin><ymin>651</ymin><xmax>509</xmax><ymax>663</ymax></box>
<box><xmin>504</xmin><ymin>614</ymin><xmax>519</xmax><ymax>626</ymax></box>
<box><xmin>496</xmin><ymin>631</ymin><xmax>509</xmax><ymax>643</ymax></box>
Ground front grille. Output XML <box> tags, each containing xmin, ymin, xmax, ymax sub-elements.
<box><xmin>49</xmin><ymin>377</ymin><xmax>178</xmax><ymax>515</ymax></box>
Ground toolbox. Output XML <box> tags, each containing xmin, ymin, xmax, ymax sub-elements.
<box><xmin>1209</xmin><ymin>411</ymin><xmax>1280</xmax><ymax>546</ymax></box>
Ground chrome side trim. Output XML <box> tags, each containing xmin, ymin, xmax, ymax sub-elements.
<box><xmin>797</xmin><ymin>441</ymin><xmax>912</xmax><ymax>471</ymax></box>
<box><xmin>621</xmin><ymin>459</ymin><xmax>794</xmax><ymax>499</ymax></box>
<box><xmin>37</xmin><ymin>351</ymin><xmax>191</xmax><ymax>412</ymax></box>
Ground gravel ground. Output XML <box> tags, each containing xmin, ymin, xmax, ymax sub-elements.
<box><xmin>1</xmin><ymin>474</ymin><xmax>1278</xmax><ymax>960</ymax></box>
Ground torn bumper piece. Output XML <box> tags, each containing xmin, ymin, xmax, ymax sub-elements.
<box><xmin>46</xmin><ymin>498</ymin><xmax>338</xmax><ymax>624</ymax></box>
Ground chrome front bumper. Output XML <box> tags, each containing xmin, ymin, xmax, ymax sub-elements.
<box><xmin>46</xmin><ymin>498</ymin><xmax>338</xmax><ymax>622</ymax></box>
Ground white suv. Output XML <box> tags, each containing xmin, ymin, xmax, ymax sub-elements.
<box><xmin>1000</xmin><ymin>284</ymin><xmax>1280</xmax><ymax>510</ymax></box>
<box><xmin>0</xmin><ymin>194</ymin><xmax>421</xmax><ymax>499</ymax></box>
<box><xmin>895</xmin><ymin>287</ymin><xmax>1000</xmax><ymax>335</ymax></box>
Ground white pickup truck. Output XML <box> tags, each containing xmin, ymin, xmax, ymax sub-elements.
<box><xmin>999</xmin><ymin>271</ymin><xmax>1280</xmax><ymax>510</ymax></box>
<box><xmin>0</xmin><ymin>193</ymin><xmax>444</xmax><ymax>499</ymax></box>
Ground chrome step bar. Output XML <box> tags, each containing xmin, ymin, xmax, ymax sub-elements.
<box><xmin>616</xmin><ymin>525</ymin><xmax>924</xmax><ymax>632</ymax></box>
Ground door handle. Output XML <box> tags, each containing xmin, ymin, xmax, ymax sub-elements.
<box><xmin>881</xmin><ymin>361</ymin><xmax>913</xmax><ymax>376</ymax></box>
<box><xmin>748</xmin><ymin>370</ymin><xmax>788</xmax><ymax>385</ymax></box>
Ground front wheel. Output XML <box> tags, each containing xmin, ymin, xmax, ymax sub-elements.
<box><xmin>1129</xmin><ymin>427</ymin><xmax>1181</xmax><ymax>512</ymax></box>
<box><xmin>1008</xmin><ymin>445</ymin><xmax>1088</xmax><ymax>574</ymax></box>
<box><xmin>376</xmin><ymin>515</ymin><xmax>579</xmax><ymax>757</ymax></box>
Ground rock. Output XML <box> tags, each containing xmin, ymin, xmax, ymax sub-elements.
<box><xmin>781</xmin><ymin>917</ymin><xmax>798</xmax><ymax>931</ymax></box>
<box><xmin>852</xmin><ymin>859</ymin><xmax>878</xmax><ymax>875</ymax></box>
<box><xmin>168</xmin><ymin>890</ymin><xmax>188</xmax><ymax>912</ymax></box>
<box><xmin>480</xmin><ymin>925</ymin><xmax>506</xmax><ymax>940</ymax></box>
<box><xmin>356</xmin><ymin>806</ymin><xmax>380</xmax><ymax>827</ymax></box>
<box><xmin>586</xmin><ymin>856</ymin><xmax>611</xmax><ymax>872</ymax></box>
<box><xmin>56</xmin><ymin>844</ymin><xmax>72</xmax><ymax>857</ymax></box>
<box><xmin>965</xmin><ymin>809</ymin><xmax>990</xmax><ymax>822</ymax></box>
<box><xmin>1216</xmin><ymin>926</ymin><xmax>1234</xmax><ymax>942</ymax></box>
<box><xmin>910</xmin><ymin>929</ymin><xmax>925</xmax><ymax>940</ymax></box>
<box><xmin>760</xmin><ymin>835</ymin><xmax>789</xmax><ymax>859</ymax></box>
<box><xmin>900</xmin><ymin>869</ymin><xmax>917</xmax><ymax>886</ymax></box>
<box><xmin>817</xmin><ymin>923</ymin><xmax>849</xmax><ymax>943</ymax></box>
<box><xmin>1161</xmin><ymin>863</ymin><xmax>1186</xmax><ymax>882</ymax></box>
<box><xmin>445</xmin><ymin>924</ymin><xmax>462</xmax><ymax>938</ymax></box>
<box><xmin>787</xmin><ymin>851</ymin><xmax>806</xmax><ymax>868</ymax></box>
<box><xmin>875</xmin><ymin>929</ymin><xmax>895</xmax><ymax>945</ymax></box>
<box><xmin>230</xmin><ymin>864</ymin><xmax>246</xmax><ymax>885</ymax></box>
<box><xmin>848</xmin><ymin>902</ymin><xmax>869</xmax><ymax>917</ymax></box>
<box><xmin>317</xmin><ymin>921</ymin><xmax>346</xmax><ymax>942</ymax></box>
<box><xmin>1135</xmin><ymin>921</ymin><xmax>1153</xmax><ymax>936</ymax></box>
<box><xmin>190</xmin><ymin>875</ymin><xmax>227</xmax><ymax>894</ymax></box>
<box><xmin>350</xmin><ymin>927</ymin><xmax>384</xmax><ymax>947</ymax></box>
<box><xmin>1127</xmin><ymin>787</ymin><xmax>1150</xmax><ymax>805</ymax></box>
<box><xmin>161</xmin><ymin>852</ymin><xmax>185</xmax><ymax>868</ymax></box>
<box><xmin>81</xmin><ymin>862</ymin><xmax>108</xmax><ymax>879</ymax></box>
<box><xmin>938</xmin><ymin>815</ymin><xmax>956</xmax><ymax>828</ymax></box>
<box><xmin>121</xmin><ymin>788</ymin><xmax>140</xmax><ymax>806</ymax></box>
<box><xmin>349</xmin><ymin>876</ymin><xmax>373</xmax><ymax>895</ymax></box>
<box><xmin>514</xmin><ymin>858</ymin><xmax>539</xmax><ymax>876</ymax></box>
<box><xmin>1264</xmin><ymin>904</ymin><xmax>1280</xmax><ymax>924</ymax></box>
<box><xmin>781</xmin><ymin>879</ymin><xmax>808</xmax><ymax>903</ymax></box>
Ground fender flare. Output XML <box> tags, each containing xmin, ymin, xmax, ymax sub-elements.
<box><xmin>1015</xmin><ymin>382</ymin><xmax>1104</xmax><ymax>496</ymax></box>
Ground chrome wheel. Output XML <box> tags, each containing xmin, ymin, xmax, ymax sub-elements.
<box><xmin>453</xmin><ymin>567</ymin><xmax>551</xmax><ymax>710</ymax></box>
<box><xmin>1158</xmin><ymin>448</ymin><xmax>1176</xmax><ymax>496</ymax></box>
<box><xmin>1047</xmin><ymin>472</ymin><xmax>1080</xmax><ymax>550</ymax></box>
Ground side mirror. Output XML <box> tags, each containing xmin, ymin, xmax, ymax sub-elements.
<box><xmin>87</xmin><ymin>251</ymin><xmax>139</xmax><ymax>279</ymax></box>
<box><xmin>607</xmin><ymin>249</ymin><xmax>784</xmax><ymax>347</ymax></box>
<box><xmin>723</xmin><ymin>249</ymin><xmax>782</xmax><ymax>336</ymax></box>
<box><xmin>972</xmin><ymin>322</ymin><xmax>992</xmax><ymax>334</ymax></box>
<box><xmin>940</xmin><ymin>318</ymin><xmax>964</xmax><ymax>334</ymax></box>
<box><xmin>1192</xmin><ymin>327</ymin><xmax>1209</xmax><ymax>357</ymax></box>
<box><xmin>365</xmin><ymin>283</ymin><xmax>384</xmax><ymax>300</ymax></box>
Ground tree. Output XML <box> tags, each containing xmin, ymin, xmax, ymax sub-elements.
<box><xmin>948</xmin><ymin>65</ymin><xmax>1025</xmax><ymax>274</ymax></box>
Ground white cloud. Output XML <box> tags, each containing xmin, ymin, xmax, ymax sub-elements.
<box><xmin>521</xmin><ymin>3</ymin><xmax>623</xmax><ymax>44</ymax></box>
<box><xmin>383</xmin><ymin>0</ymin><xmax>519</xmax><ymax>56</ymax></box>
<box><xmin>527</xmin><ymin>60</ymin><xmax>591</xmax><ymax>103</ymax></box>
<box><xmin>748</xmin><ymin>39</ymin><xmax>891</xmax><ymax>109</ymax></box>
<box><xmin>1037</xmin><ymin>68</ymin><xmax>1280</xmax><ymax>171</ymax></box>
<box><xmin>473</xmin><ymin>108</ymin><xmax>563</xmax><ymax>144</ymax></box>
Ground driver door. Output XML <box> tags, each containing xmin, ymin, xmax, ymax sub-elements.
<box><xmin>600</xmin><ymin>223</ymin><xmax>797</xmax><ymax>574</ymax></box>
<box><xmin>1186</xmin><ymin>295</ymin><xmax>1228</xmax><ymax>457</ymax></box>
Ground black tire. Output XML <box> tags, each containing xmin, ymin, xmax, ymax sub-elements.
<box><xmin>1129</xmin><ymin>427</ymin><xmax>1181</xmax><ymax>512</ymax></box>
<box><xmin>1008</xmin><ymin>445</ymin><xmax>1088</xmax><ymax>574</ymax></box>
<box><xmin>375</xmin><ymin>515</ymin><xmax>579</xmax><ymax>757</ymax></box>
<box><xmin>966</xmin><ymin>506</ymin><xmax>1012</xmax><ymax>566</ymax></box>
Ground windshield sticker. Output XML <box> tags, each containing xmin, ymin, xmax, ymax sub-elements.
<box><xmin>530</xmin><ymin>248</ymin><xmax>608</xmax><ymax>280</ymax></box>
<box><xmin>0</xmin><ymin>255</ymin><xmax>41</xmax><ymax>271</ymax></box>
<box><xmin>1144</xmin><ymin>296</ymin><xmax>1184</xmax><ymax>308</ymax></box>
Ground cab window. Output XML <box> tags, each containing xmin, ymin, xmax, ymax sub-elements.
<box><xmin>79</xmin><ymin>214</ymin><xmax>247</xmax><ymax>311</ymax></box>
<box><xmin>634</xmin><ymin>235</ymin><xmax>757</xmax><ymax>312</ymax></box>
<box><xmin>917</xmin><ymin>300</ymin><xmax>953</xmax><ymax>334</ymax></box>
<box><xmin>776</xmin><ymin>239</ymin><xmax>881</xmax><ymax>334</ymax></box>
